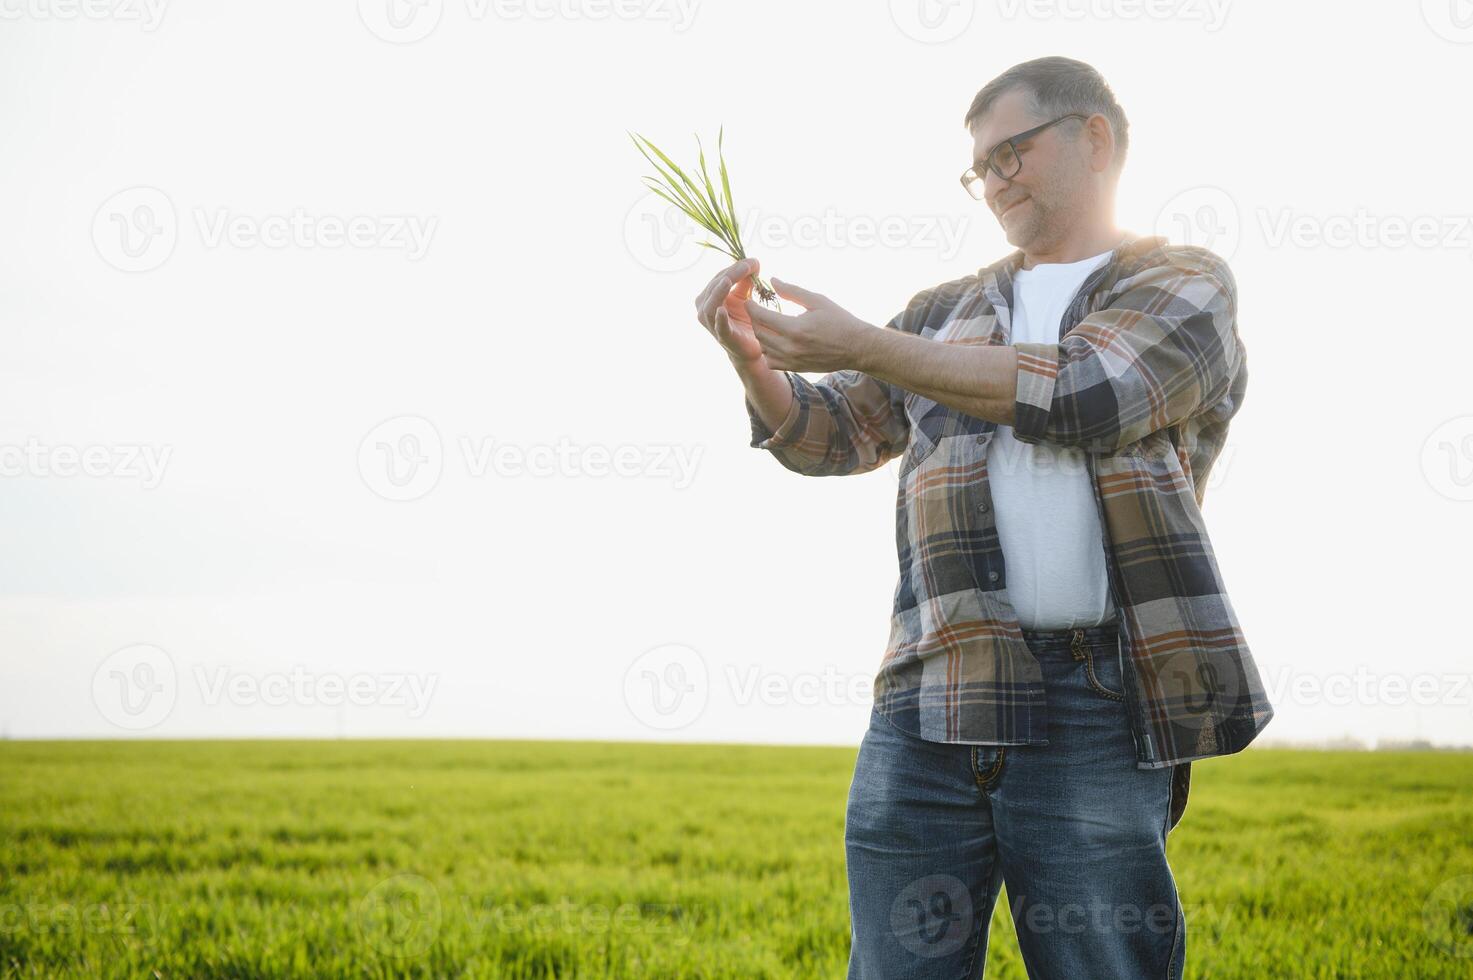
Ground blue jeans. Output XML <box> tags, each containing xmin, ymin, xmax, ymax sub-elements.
<box><xmin>844</xmin><ymin>622</ymin><xmax>1185</xmax><ymax>979</ymax></box>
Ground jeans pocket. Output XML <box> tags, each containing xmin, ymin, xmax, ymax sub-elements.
<box><xmin>1079</xmin><ymin>641</ymin><xmax>1126</xmax><ymax>702</ymax></box>
<box><xmin>869</xmin><ymin>704</ymin><xmax>919</xmax><ymax>740</ymax></box>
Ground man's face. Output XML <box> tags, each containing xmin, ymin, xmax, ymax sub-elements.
<box><xmin>969</xmin><ymin>88</ymin><xmax>1093</xmax><ymax>251</ymax></box>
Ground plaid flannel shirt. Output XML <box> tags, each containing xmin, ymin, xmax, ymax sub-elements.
<box><xmin>744</xmin><ymin>230</ymin><xmax>1275</xmax><ymax>831</ymax></box>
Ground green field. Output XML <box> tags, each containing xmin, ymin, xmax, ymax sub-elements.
<box><xmin>2</xmin><ymin>740</ymin><xmax>1471</xmax><ymax>978</ymax></box>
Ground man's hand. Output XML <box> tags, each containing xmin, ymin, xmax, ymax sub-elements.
<box><xmin>744</xmin><ymin>278</ymin><xmax>876</xmax><ymax>374</ymax></box>
<box><xmin>695</xmin><ymin>257</ymin><xmax>767</xmax><ymax>369</ymax></box>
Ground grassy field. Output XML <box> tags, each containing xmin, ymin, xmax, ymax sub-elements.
<box><xmin>1</xmin><ymin>740</ymin><xmax>1471</xmax><ymax>978</ymax></box>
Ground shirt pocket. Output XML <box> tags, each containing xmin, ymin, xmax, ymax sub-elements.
<box><xmin>897</xmin><ymin>425</ymin><xmax>938</xmax><ymax>479</ymax></box>
<box><xmin>903</xmin><ymin>390</ymin><xmax>982</xmax><ymax>444</ymax></box>
<box><xmin>899</xmin><ymin>392</ymin><xmax>936</xmax><ymax>472</ymax></box>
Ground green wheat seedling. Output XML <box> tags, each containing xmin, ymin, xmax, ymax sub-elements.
<box><xmin>628</xmin><ymin>126</ymin><xmax>781</xmax><ymax>311</ymax></box>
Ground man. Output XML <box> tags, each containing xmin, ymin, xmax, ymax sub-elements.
<box><xmin>692</xmin><ymin>56</ymin><xmax>1274</xmax><ymax>978</ymax></box>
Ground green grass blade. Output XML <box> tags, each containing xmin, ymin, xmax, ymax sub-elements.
<box><xmin>694</xmin><ymin>134</ymin><xmax>728</xmax><ymax>236</ymax></box>
<box><xmin>718</xmin><ymin>125</ymin><xmax>739</xmax><ymax>241</ymax></box>
<box><xmin>693</xmin><ymin>135</ymin><xmax>740</xmax><ymax>255</ymax></box>
<box><xmin>631</xmin><ymin>135</ymin><xmax>725</xmax><ymax>233</ymax></box>
<box><xmin>630</xmin><ymin>128</ymin><xmax>749</xmax><ymax>260</ymax></box>
<box><xmin>695</xmin><ymin>240</ymin><xmax>740</xmax><ymax>259</ymax></box>
<box><xmin>644</xmin><ymin>181</ymin><xmax>742</xmax><ymax>257</ymax></box>
<box><xmin>631</xmin><ymin>132</ymin><xmax>726</xmax><ymax>232</ymax></box>
<box><xmin>641</xmin><ymin>182</ymin><xmax>705</xmax><ymax>224</ymax></box>
<box><xmin>629</xmin><ymin>131</ymin><xmax>722</xmax><ymax>230</ymax></box>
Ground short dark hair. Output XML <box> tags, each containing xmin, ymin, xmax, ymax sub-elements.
<box><xmin>963</xmin><ymin>56</ymin><xmax>1129</xmax><ymax>176</ymax></box>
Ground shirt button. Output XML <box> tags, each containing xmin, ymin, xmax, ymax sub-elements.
<box><xmin>988</xmin><ymin>571</ymin><xmax>999</xmax><ymax>582</ymax></box>
<box><xmin>977</xmin><ymin>501</ymin><xmax>988</xmax><ymax>513</ymax></box>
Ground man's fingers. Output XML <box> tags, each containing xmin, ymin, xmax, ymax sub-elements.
<box><xmin>770</xmin><ymin>275</ymin><xmax>826</xmax><ymax>309</ymax></box>
<box><xmin>695</xmin><ymin>270</ymin><xmax>732</xmax><ymax>324</ymax></box>
<box><xmin>744</xmin><ymin>296</ymin><xmax>779</xmax><ymax>331</ymax></box>
<box><xmin>730</xmin><ymin>268</ymin><xmax>755</xmax><ymax>302</ymax></box>
<box><xmin>696</xmin><ymin>258</ymin><xmax>757</xmax><ymax>326</ymax></box>
<box><xmin>702</xmin><ymin>258</ymin><xmax>751</xmax><ymax>305</ymax></box>
<box><xmin>694</xmin><ymin>267</ymin><xmax>728</xmax><ymax>322</ymax></box>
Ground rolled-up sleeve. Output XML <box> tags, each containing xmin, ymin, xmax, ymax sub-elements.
<box><xmin>744</xmin><ymin>289</ymin><xmax>932</xmax><ymax>477</ymax></box>
<box><xmin>745</xmin><ymin>370</ymin><xmax>803</xmax><ymax>450</ymax></box>
<box><xmin>1011</xmin><ymin>247</ymin><xmax>1243</xmax><ymax>454</ymax></box>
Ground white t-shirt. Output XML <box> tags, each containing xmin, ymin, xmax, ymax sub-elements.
<box><xmin>987</xmin><ymin>248</ymin><xmax>1119</xmax><ymax>630</ymax></box>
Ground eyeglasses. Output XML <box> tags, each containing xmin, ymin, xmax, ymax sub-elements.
<box><xmin>960</xmin><ymin>113</ymin><xmax>1088</xmax><ymax>200</ymax></box>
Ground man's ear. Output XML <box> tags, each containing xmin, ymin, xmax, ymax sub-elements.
<box><xmin>1087</xmin><ymin>114</ymin><xmax>1116</xmax><ymax>173</ymax></box>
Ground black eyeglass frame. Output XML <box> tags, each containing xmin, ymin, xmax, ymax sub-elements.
<box><xmin>960</xmin><ymin>113</ymin><xmax>1090</xmax><ymax>199</ymax></box>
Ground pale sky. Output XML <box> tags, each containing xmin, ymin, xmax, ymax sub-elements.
<box><xmin>2</xmin><ymin>0</ymin><xmax>1470</xmax><ymax>751</ymax></box>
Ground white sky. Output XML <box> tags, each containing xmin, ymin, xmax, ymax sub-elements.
<box><xmin>2</xmin><ymin>0</ymin><xmax>1470</xmax><ymax>751</ymax></box>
